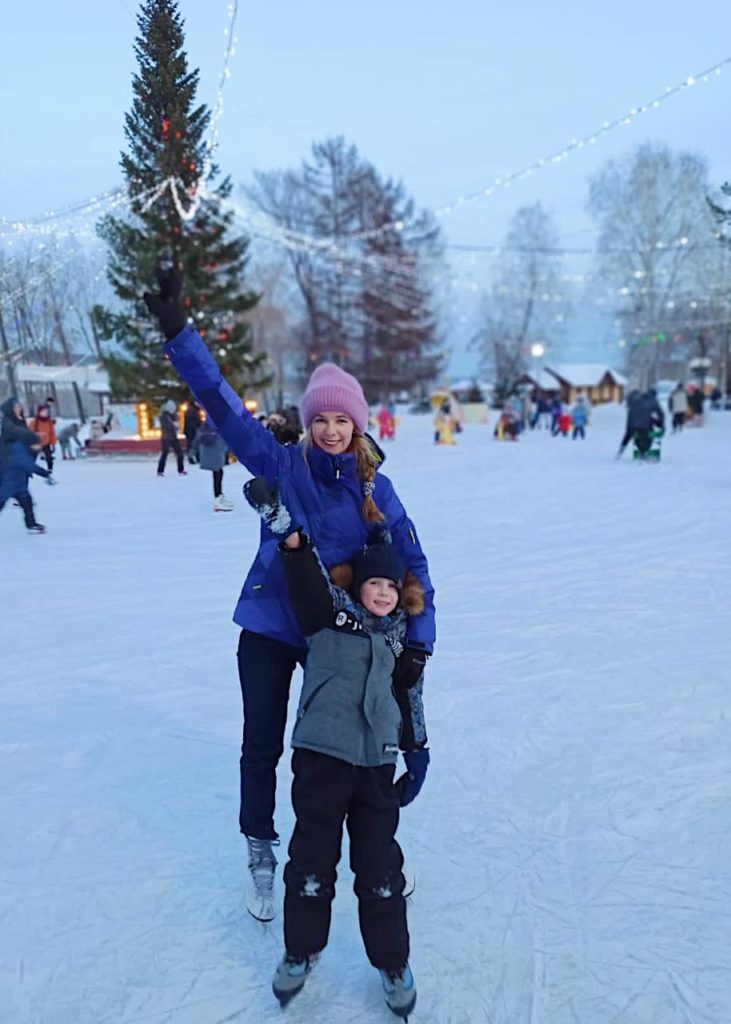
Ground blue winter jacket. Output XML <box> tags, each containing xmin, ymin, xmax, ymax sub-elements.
<box><xmin>164</xmin><ymin>327</ymin><xmax>436</xmax><ymax>652</ymax></box>
<box><xmin>0</xmin><ymin>441</ymin><xmax>50</xmax><ymax>499</ymax></box>
<box><xmin>571</xmin><ymin>402</ymin><xmax>588</xmax><ymax>427</ymax></box>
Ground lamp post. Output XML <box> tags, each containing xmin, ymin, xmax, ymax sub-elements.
<box><xmin>530</xmin><ymin>342</ymin><xmax>545</xmax><ymax>390</ymax></box>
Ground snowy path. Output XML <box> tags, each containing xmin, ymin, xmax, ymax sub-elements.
<box><xmin>1</xmin><ymin>406</ymin><xmax>730</xmax><ymax>1023</ymax></box>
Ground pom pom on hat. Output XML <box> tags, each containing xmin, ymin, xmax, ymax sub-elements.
<box><xmin>299</xmin><ymin>363</ymin><xmax>369</xmax><ymax>434</ymax></box>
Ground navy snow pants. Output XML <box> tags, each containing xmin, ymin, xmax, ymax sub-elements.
<box><xmin>237</xmin><ymin>629</ymin><xmax>307</xmax><ymax>840</ymax></box>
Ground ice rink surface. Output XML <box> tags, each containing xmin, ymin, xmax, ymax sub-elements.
<box><xmin>2</xmin><ymin>404</ymin><xmax>730</xmax><ymax>1023</ymax></box>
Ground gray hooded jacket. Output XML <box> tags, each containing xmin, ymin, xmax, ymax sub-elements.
<box><xmin>281</xmin><ymin>537</ymin><xmax>412</xmax><ymax>768</ymax></box>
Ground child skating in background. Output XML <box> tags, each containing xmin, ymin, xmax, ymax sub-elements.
<box><xmin>0</xmin><ymin>398</ymin><xmax>57</xmax><ymax>533</ymax></box>
<box><xmin>190</xmin><ymin>418</ymin><xmax>233</xmax><ymax>512</ymax></box>
<box><xmin>570</xmin><ymin>395</ymin><xmax>589</xmax><ymax>439</ymax></box>
<box><xmin>58</xmin><ymin>422</ymin><xmax>84</xmax><ymax>460</ymax></box>
<box><xmin>243</xmin><ymin>476</ymin><xmax>430</xmax><ymax>1021</ymax></box>
<box><xmin>29</xmin><ymin>402</ymin><xmax>57</xmax><ymax>472</ymax></box>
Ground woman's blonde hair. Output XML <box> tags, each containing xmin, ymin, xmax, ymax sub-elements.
<box><xmin>303</xmin><ymin>428</ymin><xmax>384</xmax><ymax>523</ymax></box>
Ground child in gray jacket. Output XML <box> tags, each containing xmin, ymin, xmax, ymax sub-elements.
<box><xmin>244</xmin><ymin>476</ymin><xmax>429</xmax><ymax>1021</ymax></box>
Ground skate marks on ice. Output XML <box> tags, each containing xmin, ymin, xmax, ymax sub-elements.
<box><xmin>2</xmin><ymin>411</ymin><xmax>731</xmax><ymax>1022</ymax></box>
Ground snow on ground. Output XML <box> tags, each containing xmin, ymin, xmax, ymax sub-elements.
<box><xmin>1</xmin><ymin>405</ymin><xmax>730</xmax><ymax>1024</ymax></box>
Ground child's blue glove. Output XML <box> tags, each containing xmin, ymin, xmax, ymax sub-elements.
<box><xmin>395</xmin><ymin>749</ymin><xmax>430</xmax><ymax>807</ymax></box>
<box><xmin>243</xmin><ymin>476</ymin><xmax>297</xmax><ymax>537</ymax></box>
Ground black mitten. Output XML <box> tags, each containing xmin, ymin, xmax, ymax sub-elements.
<box><xmin>243</xmin><ymin>476</ymin><xmax>296</xmax><ymax>537</ymax></box>
<box><xmin>392</xmin><ymin>647</ymin><xmax>430</xmax><ymax>691</ymax></box>
<box><xmin>143</xmin><ymin>266</ymin><xmax>187</xmax><ymax>341</ymax></box>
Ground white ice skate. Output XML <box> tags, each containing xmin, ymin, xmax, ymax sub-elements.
<box><xmin>380</xmin><ymin>963</ymin><xmax>417</xmax><ymax>1020</ymax></box>
<box><xmin>245</xmin><ymin>836</ymin><xmax>278</xmax><ymax>922</ymax></box>
<box><xmin>272</xmin><ymin>952</ymin><xmax>319</xmax><ymax>1006</ymax></box>
<box><xmin>402</xmin><ymin>862</ymin><xmax>415</xmax><ymax>899</ymax></box>
<box><xmin>214</xmin><ymin>495</ymin><xmax>234</xmax><ymax>512</ymax></box>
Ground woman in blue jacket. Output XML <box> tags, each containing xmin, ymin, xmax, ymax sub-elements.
<box><xmin>144</xmin><ymin>271</ymin><xmax>435</xmax><ymax>922</ymax></box>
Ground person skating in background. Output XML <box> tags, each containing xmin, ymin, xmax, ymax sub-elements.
<box><xmin>377</xmin><ymin>403</ymin><xmax>396</xmax><ymax>441</ymax></box>
<box><xmin>553</xmin><ymin>403</ymin><xmax>571</xmax><ymax>437</ymax></box>
<box><xmin>265</xmin><ymin>412</ymin><xmax>301</xmax><ymax>445</ymax></box>
<box><xmin>143</xmin><ymin>266</ymin><xmax>435</xmax><ymax>925</ymax></box>
<box><xmin>191</xmin><ymin>418</ymin><xmax>233</xmax><ymax>511</ymax></box>
<box><xmin>549</xmin><ymin>396</ymin><xmax>562</xmax><ymax>434</ymax></box>
<box><xmin>29</xmin><ymin>403</ymin><xmax>57</xmax><ymax>473</ymax></box>
<box><xmin>669</xmin><ymin>383</ymin><xmax>688</xmax><ymax>433</ymax></box>
<box><xmin>0</xmin><ymin>398</ymin><xmax>56</xmax><ymax>534</ymax></box>
<box><xmin>243</xmin><ymin>477</ymin><xmax>428</xmax><ymax>1019</ymax></box>
<box><xmin>571</xmin><ymin>395</ymin><xmax>589</xmax><ymax>439</ymax></box>
<box><xmin>58</xmin><ymin>422</ymin><xmax>84</xmax><ymax>460</ymax></box>
<box><xmin>433</xmin><ymin>400</ymin><xmax>455</xmax><ymax>444</ymax></box>
<box><xmin>184</xmin><ymin>400</ymin><xmax>203</xmax><ymax>463</ymax></box>
<box><xmin>617</xmin><ymin>389</ymin><xmax>664</xmax><ymax>459</ymax></box>
<box><xmin>156</xmin><ymin>399</ymin><xmax>187</xmax><ymax>477</ymax></box>
<box><xmin>687</xmin><ymin>385</ymin><xmax>705</xmax><ymax>425</ymax></box>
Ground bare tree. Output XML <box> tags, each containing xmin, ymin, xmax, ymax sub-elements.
<box><xmin>473</xmin><ymin>202</ymin><xmax>567</xmax><ymax>402</ymax></box>
<box><xmin>248</xmin><ymin>136</ymin><xmax>444</xmax><ymax>398</ymax></box>
<box><xmin>588</xmin><ymin>142</ymin><xmax>716</xmax><ymax>387</ymax></box>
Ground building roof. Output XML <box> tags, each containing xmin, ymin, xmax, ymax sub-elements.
<box><xmin>522</xmin><ymin>370</ymin><xmax>562</xmax><ymax>390</ymax></box>
<box><xmin>15</xmin><ymin>361</ymin><xmax>109</xmax><ymax>392</ymax></box>
<box><xmin>545</xmin><ymin>364</ymin><xmax>627</xmax><ymax>388</ymax></box>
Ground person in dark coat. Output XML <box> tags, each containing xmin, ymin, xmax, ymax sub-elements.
<box><xmin>688</xmin><ymin>386</ymin><xmax>705</xmax><ymax>423</ymax></box>
<box><xmin>1</xmin><ymin>396</ymin><xmax>35</xmax><ymax>449</ymax></box>
<box><xmin>183</xmin><ymin>400</ymin><xmax>203</xmax><ymax>463</ymax></box>
<box><xmin>0</xmin><ymin>398</ymin><xmax>56</xmax><ymax>532</ymax></box>
<box><xmin>190</xmin><ymin>418</ymin><xmax>232</xmax><ymax>511</ymax></box>
<box><xmin>243</xmin><ymin>476</ymin><xmax>426</xmax><ymax>1018</ymax></box>
<box><xmin>616</xmin><ymin>389</ymin><xmax>664</xmax><ymax>458</ymax></box>
<box><xmin>156</xmin><ymin>399</ymin><xmax>186</xmax><ymax>476</ymax></box>
<box><xmin>143</xmin><ymin>267</ymin><xmax>435</xmax><ymax>924</ymax></box>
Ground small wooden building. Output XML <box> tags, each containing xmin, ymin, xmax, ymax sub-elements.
<box><xmin>544</xmin><ymin>364</ymin><xmax>626</xmax><ymax>405</ymax></box>
<box><xmin>518</xmin><ymin>370</ymin><xmax>563</xmax><ymax>399</ymax></box>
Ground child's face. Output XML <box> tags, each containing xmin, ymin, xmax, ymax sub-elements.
<box><xmin>359</xmin><ymin>577</ymin><xmax>399</xmax><ymax>617</ymax></box>
<box><xmin>310</xmin><ymin>413</ymin><xmax>354</xmax><ymax>455</ymax></box>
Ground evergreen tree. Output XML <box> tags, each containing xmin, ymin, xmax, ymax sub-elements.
<box><xmin>96</xmin><ymin>0</ymin><xmax>268</xmax><ymax>405</ymax></box>
<box><xmin>249</xmin><ymin>136</ymin><xmax>443</xmax><ymax>399</ymax></box>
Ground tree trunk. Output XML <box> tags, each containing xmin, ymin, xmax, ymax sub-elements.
<box><xmin>53</xmin><ymin>308</ymin><xmax>87</xmax><ymax>424</ymax></box>
<box><xmin>0</xmin><ymin>305</ymin><xmax>19</xmax><ymax>398</ymax></box>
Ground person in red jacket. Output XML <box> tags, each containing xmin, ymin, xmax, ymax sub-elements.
<box><xmin>29</xmin><ymin>403</ymin><xmax>57</xmax><ymax>472</ymax></box>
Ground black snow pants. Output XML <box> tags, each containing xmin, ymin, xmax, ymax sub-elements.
<box><xmin>284</xmin><ymin>748</ymin><xmax>409</xmax><ymax>972</ymax></box>
<box><xmin>157</xmin><ymin>437</ymin><xmax>185</xmax><ymax>474</ymax></box>
<box><xmin>0</xmin><ymin>491</ymin><xmax>37</xmax><ymax>528</ymax></box>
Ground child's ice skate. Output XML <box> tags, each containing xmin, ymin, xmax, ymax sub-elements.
<box><xmin>379</xmin><ymin>963</ymin><xmax>416</xmax><ymax>1020</ymax></box>
<box><xmin>272</xmin><ymin>952</ymin><xmax>319</xmax><ymax>1006</ymax></box>
<box><xmin>245</xmin><ymin>836</ymin><xmax>278</xmax><ymax>922</ymax></box>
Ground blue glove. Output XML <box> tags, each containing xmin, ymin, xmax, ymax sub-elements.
<box><xmin>243</xmin><ymin>476</ymin><xmax>297</xmax><ymax>537</ymax></box>
<box><xmin>395</xmin><ymin>749</ymin><xmax>430</xmax><ymax>807</ymax></box>
<box><xmin>45</xmin><ymin>476</ymin><xmax>58</xmax><ymax>486</ymax></box>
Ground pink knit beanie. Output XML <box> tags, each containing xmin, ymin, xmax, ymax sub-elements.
<box><xmin>299</xmin><ymin>363</ymin><xmax>370</xmax><ymax>434</ymax></box>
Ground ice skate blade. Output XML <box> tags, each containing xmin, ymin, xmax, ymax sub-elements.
<box><xmin>386</xmin><ymin>992</ymin><xmax>416</xmax><ymax>1020</ymax></box>
<box><xmin>272</xmin><ymin>980</ymin><xmax>305</xmax><ymax>1007</ymax></box>
<box><xmin>247</xmin><ymin>900</ymin><xmax>275</xmax><ymax>923</ymax></box>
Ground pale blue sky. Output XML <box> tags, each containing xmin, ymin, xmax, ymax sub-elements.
<box><xmin>3</xmin><ymin>0</ymin><xmax>731</xmax><ymax>373</ymax></box>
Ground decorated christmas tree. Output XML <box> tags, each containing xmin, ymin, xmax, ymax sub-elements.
<box><xmin>96</xmin><ymin>0</ymin><xmax>269</xmax><ymax>405</ymax></box>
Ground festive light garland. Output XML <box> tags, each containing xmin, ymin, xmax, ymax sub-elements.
<box><xmin>3</xmin><ymin>41</ymin><xmax>731</xmax><ymax>353</ymax></box>
<box><xmin>434</xmin><ymin>57</ymin><xmax>731</xmax><ymax>218</ymax></box>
